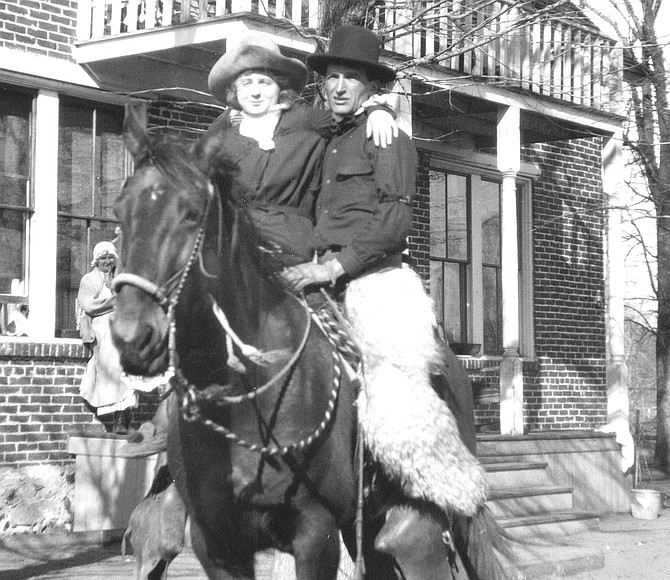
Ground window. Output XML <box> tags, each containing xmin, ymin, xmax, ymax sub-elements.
<box><xmin>56</xmin><ymin>99</ymin><xmax>125</xmax><ymax>336</ymax></box>
<box><xmin>430</xmin><ymin>168</ymin><xmax>526</xmax><ymax>356</ymax></box>
<box><xmin>480</xmin><ymin>179</ymin><xmax>502</xmax><ymax>354</ymax></box>
<box><xmin>429</xmin><ymin>171</ymin><xmax>470</xmax><ymax>344</ymax></box>
<box><xmin>0</xmin><ymin>88</ymin><xmax>32</xmax><ymax>335</ymax></box>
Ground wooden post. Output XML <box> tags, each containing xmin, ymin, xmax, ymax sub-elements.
<box><xmin>497</xmin><ymin>105</ymin><xmax>523</xmax><ymax>435</ymax></box>
<box><xmin>601</xmin><ymin>132</ymin><xmax>632</xmax><ymax>471</ymax></box>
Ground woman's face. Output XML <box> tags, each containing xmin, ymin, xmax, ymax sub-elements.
<box><xmin>234</xmin><ymin>72</ymin><xmax>281</xmax><ymax>117</ymax></box>
<box><xmin>96</xmin><ymin>253</ymin><xmax>116</xmax><ymax>273</ymax></box>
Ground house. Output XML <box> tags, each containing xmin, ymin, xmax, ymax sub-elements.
<box><xmin>0</xmin><ymin>0</ymin><xmax>631</xmax><ymax>520</ymax></box>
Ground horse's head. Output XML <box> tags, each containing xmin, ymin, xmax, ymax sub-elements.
<box><xmin>111</xmin><ymin>111</ymin><xmax>227</xmax><ymax>375</ymax></box>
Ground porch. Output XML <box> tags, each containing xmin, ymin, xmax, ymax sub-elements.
<box><xmin>74</xmin><ymin>0</ymin><xmax>622</xmax><ymax>114</ymax></box>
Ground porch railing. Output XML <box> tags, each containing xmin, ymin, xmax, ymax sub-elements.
<box><xmin>77</xmin><ymin>0</ymin><xmax>622</xmax><ymax>113</ymax></box>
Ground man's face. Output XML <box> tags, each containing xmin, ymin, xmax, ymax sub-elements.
<box><xmin>324</xmin><ymin>63</ymin><xmax>375</xmax><ymax>121</ymax></box>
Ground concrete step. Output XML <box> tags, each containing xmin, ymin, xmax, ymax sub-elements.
<box><xmin>483</xmin><ymin>460</ymin><xmax>550</xmax><ymax>489</ymax></box>
<box><xmin>487</xmin><ymin>485</ymin><xmax>574</xmax><ymax>517</ymax></box>
<box><xmin>498</xmin><ymin>510</ymin><xmax>600</xmax><ymax>539</ymax></box>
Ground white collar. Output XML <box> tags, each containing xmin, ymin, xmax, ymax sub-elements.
<box><xmin>236</xmin><ymin>104</ymin><xmax>287</xmax><ymax>151</ymax></box>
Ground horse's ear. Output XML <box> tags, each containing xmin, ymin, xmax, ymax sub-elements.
<box><xmin>193</xmin><ymin>114</ymin><xmax>229</xmax><ymax>176</ymax></box>
<box><xmin>123</xmin><ymin>107</ymin><xmax>151</xmax><ymax>160</ymax></box>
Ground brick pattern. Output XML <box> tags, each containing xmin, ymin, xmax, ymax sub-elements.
<box><xmin>148</xmin><ymin>99</ymin><xmax>224</xmax><ymax>140</ymax></box>
<box><xmin>0</xmin><ymin>0</ymin><xmax>77</xmax><ymax>59</ymax></box>
<box><xmin>0</xmin><ymin>340</ymin><xmax>160</xmax><ymax>468</ymax></box>
<box><xmin>526</xmin><ymin>138</ymin><xmax>608</xmax><ymax>430</ymax></box>
<box><xmin>408</xmin><ymin>151</ymin><xmax>431</xmax><ymax>281</ymax></box>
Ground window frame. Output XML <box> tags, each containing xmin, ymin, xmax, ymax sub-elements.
<box><xmin>0</xmin><ymin>87</ymin><xmax>34</xmax><ymax>335</ymax></box>
<box><xmin>0</xmin><ymin>83</ymin><xmax>140</xmax><ymax>341</ymax></box>
<box><xmin>55</xmin><ymin>97</ymin><xmax>126</xmax><ymax>336</ymax></box>
<box><xmin>428</xmin><ymin>160</ymin><xmax>534</xmax><ymax>358</ymax></box>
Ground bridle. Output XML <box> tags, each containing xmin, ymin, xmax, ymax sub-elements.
<box><xmin>112</xmin><ymin>170</ymin><xmax>344</xmax><ymax>458</ymax></box>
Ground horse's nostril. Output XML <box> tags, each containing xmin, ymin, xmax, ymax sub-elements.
<box><xmin>137</xmin><ymin>324</ymin><xmax>155</xmax><ymax>351</ymax></box>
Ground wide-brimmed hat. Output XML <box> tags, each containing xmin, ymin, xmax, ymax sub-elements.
<box><xmin>208</xmin><ymin>32</ymin><xmax>308</xmax><ymax>105</ymax></box>
<box><xmin>307</xmin><ymin>26</ymin><xmax>396</xmax><ymax>84</ymax></box>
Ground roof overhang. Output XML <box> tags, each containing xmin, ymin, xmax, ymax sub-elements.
<box><xmin>74</xmin><ymin>15</ymin><xmax>317</xmax><ymax>104</ymax></box>
<box><xmin>404</xmin><ymin>64</ymin><xmax>625</xmax><ymax>148</ymax></box>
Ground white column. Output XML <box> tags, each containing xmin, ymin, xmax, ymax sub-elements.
<box><xmin>497</xmin><ymin>106</ymin><xmax>523</xmax><ymax>435</ymax></box>
<box><xmin>28</xmin><ymin>90</ymin><xmax>60</xmax><ymax>339</ymax></box>
<box><xmin>600</xmin><ymin>132</ymin><xmax>633</xmax><ymax>471</ymax></box>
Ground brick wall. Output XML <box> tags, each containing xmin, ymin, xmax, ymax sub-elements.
<box><xmin>148</xmin><ymin>99</ymin><xmax>224</xmax><ymax>140</ymax></box>
<box><xmin>0</xmin><ymin>0</ymin><xmax>77</xmax><ymax>59</ymax></box>
<box><xmin>408</xmin><ymin>150</ymin><xmax>431</xmax><ymax>281</ymax></box>
<box><xmin>0</xmin><ymin>340</ymin><xmax>159</xmax><ymax>468</ymax></box>
<box><xmin>526</xmin><ymin>138</ymin><xmax>608</xmax><ymax>430</ymax></box>
<box><xmin>412</xmin><ymin>139</ymin><xmax>608</xmax><ymax>432</ymax></box>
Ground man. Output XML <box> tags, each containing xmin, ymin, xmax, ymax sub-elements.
<box><xmin>282</xmin><ymin>25</ymin><xmax>489</xmax><ymax>578</ymax></box>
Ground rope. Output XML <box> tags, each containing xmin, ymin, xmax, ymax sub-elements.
<box><xmin>205</xmin><ymin>293</ymin><xmax>312</xmax><ymax>404</ymax></box>
<box><xmin>177</xmin><ymin>315</ymin><xmax>343</xmax><ymax>457</ymax></box>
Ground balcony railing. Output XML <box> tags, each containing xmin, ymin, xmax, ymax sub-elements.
<box><xmin>77</xmin><ymin>0</ymin><xmax>622</xmax><ymax>113</ymax></box>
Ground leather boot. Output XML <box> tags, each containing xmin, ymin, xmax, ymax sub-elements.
<box><xmin>375</xmin><ymin>506</ymin><xmax>462</xmax><ymax>580</ymax></box>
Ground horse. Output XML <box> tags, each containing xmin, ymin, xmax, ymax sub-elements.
<box><xmin>110</xmin><ymin>110</ymin><xmax>515</xmax><ymax>580</ymax></box>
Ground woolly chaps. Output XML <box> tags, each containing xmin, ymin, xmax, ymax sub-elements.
<box><xmin>345</xmin><ymin>267</ymin><xmax>488</xmax><ymax>517</ymax></box>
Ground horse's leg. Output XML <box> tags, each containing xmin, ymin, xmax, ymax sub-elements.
<box><xmin>190</xmin><ymin>518</ymin><xmax>254</xmax><ymax>580</ymax></box>
<box><xmin>291</xmin><ymin>509</ymin><xmax>341</xmax><ymax>580</ymax></box>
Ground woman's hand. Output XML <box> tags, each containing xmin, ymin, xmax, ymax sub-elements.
<box><xmin>366</xmin><ymin>108</ymin><xmax>399</xmax><ymax>148</ymax></box>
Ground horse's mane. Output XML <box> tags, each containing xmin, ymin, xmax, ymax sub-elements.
<box><xmin>137</xmin><ymin>131</ymin><xmax>289</xmax><ymax>281</ymax></box>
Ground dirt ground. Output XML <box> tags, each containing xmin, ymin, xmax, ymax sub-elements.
<box><xmin>3</xmin><ymin>473</ymin><xmax>670</xmax><ymax>579</ymax></box>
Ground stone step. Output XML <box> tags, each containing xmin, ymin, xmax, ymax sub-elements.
<box><xmin>487</xmin><ymin>485</ymin><xmax>574</xmax><ymax>517</ymax></box>
<box><xmin>482</xmin><ymin>460</ymin><xmax>550</xmax><ymax>489</ymax></box>
<box><xmin>498</xmin><ymin>510</ymin><xmax>600</xmax><ymax>539</ymax></box>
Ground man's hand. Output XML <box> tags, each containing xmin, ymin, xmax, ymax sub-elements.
<box><xmin>281</xmin><ymin>260</ymin><xmax>345</xmax><ymax>293</ymax></box>
<box><xmin>366</xmin><ymin>109</ymin><xmax>399</xmax><ymax>149</ymax></box>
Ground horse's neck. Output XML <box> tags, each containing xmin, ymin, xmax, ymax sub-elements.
<box><xmin>202</xmin><ymin>194</ymin><xmax>296</xmax><ymax>345</ymax></box>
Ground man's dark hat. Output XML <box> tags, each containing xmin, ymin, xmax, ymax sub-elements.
<box><xmin>307</xmin><ymin>26</ymin><xmax>396</xmax><ymax>84</ymax></box>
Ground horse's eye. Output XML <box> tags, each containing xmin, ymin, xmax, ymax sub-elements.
<box><xmin>184</xmin><ymin>209</ymin><xmax>200</xmax><ymax>223</ymax></box>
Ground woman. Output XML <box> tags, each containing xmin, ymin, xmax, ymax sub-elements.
<box><xmin>206</xmin><ymin>31</ymin><xmax>396</xmax><ymax>263</ymax></box>
<box><xmin>78</xmin><ymin>241</ymin><xmax>137</xmax><ymax>434</ymax></box>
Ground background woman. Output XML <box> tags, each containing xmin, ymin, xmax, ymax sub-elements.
<box><xmin>78</xmin><ymin>241</ymin><xmax>136</xmax><ymax>434</ymax></box>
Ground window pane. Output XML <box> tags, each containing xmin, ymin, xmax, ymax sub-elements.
<box><xmin>482</xmin><ymin>265</ymin><xmax>502</xmax><ymax>354</ymax></box>
<box><xmin>58</xmin><ymin>104</ymin><xmax>93</xmax><ymax>215</ymax></box>
<box><xmin>0</xmin><ymin>90</ymin><xmax>30</xmax><ymax>301</ymax></box>
<box><xmin>0</xmin><ymin>208</ymin><xmax>27</xmax><ymax>294</ymax></box>
<box><xmin>430</xmin><ymin>260</ymin><xmax>444</xmax><ymax>327</ymax></box>
<box><xmin>0</xmin><ymin>175</ymin><xmax>29</xmax><ymax>208</ymax></box>
<box><xmin>446</xmin><ymin>174</ymin><xmax>468</xmax><ymax>261</ymax></box>
<box><xmin>480</xmin><ymin>180</ymin><xmax>500</xmax><ymax>266</ymax></box>
<box><xmin>96</xmin><ymin>109</ymin><xmax>125</xmax><ymax>219</ymax></box>
<box><xmin>443</xmin><ymin>261</ymin><xmax>464</xmax><ymax>343</ymax></box>
<box><xmin>429</xmin><ymin>170</ymin><xmax>446</xmax><ymax>258</ymax></box>
<box><xmin>56</xmin><ymin>217</ymin><xmax>87</xmax><ymax>333</ymax></box>
<box><xmin>0</xmin><ymin>89</ymin><xmax>31</xmax><ymax>180</ymax></box>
